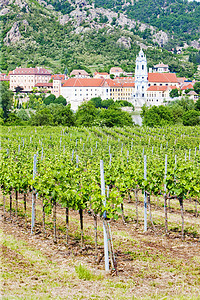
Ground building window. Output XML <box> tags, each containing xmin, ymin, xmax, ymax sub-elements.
<box><xmin>142</xmin><ymin>65</ymin><xmax>144</xmax><ymax>70</ymax></box>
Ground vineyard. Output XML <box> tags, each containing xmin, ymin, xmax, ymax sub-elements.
<box><xmin>1</xmin><ymin>125</ymin><xmax>200</xmax><ymax>299</ymax></box>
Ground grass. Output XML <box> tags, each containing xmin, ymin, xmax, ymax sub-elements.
<box><xmin>75</xmin><ymin>264</ymin><xmax>94</xmax><ymax>280</ymax></box>
<box><xmin>1</xmin><ymin>192</ymin><xmax>200</xmax><ymax>299</ymax></box>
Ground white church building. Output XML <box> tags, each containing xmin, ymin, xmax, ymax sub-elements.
<box><xmin>132</xmin><ymin>49</ymin><xmax>148</xmax><ymax>108</ymax></box>
<box><xmin>132</xmin><ymin>49</ymin><xmax>178</xmax><ymax>110</ymax></box>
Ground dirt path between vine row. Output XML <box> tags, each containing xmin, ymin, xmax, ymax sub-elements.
<box><xmin>1</xmin><ymin>195</ymin><xmax>200</xmax><ymax>299</ymax></box>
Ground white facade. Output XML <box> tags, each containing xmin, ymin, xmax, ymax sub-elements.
<box><xmin>132</xmin><ymin>49</ymin><xmax>148</xmax><ymax>108</ymax></box>
<box><xmin>61</xmin><ymin>79</ymin><xmax>110</xmax><ymax>111</ymax></box>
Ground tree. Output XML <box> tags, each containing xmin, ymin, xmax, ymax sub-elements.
<box><xmin>89</xmin><ymin>97</ymin><xmax>102</xmax><ymax>108</ymax></box>
<box><xmin>193</xmin><ymin>82</ymin><xmax>200</xmax><ymax>95</ymax></box>
<box><xmin>4</xmin><ymin>113</ymin><xmax>23</xmax><ymax>125</ymax></box>
<box><xmin>142</xmin><ymin>106</ymin><xmax>173</xmax><ymax>127</ymax></box>
<box><xmin>16</xmin><ymin>109</ymin><xmax>30</xmax><ymax>121</ymax></box>
<box><xmin>54</xmin><ymin>95</ymin><xmax>67</xmax><ymax>106</ymax></box>
<box><xmin>195</xmin><ymin>99</ymin><xmax>200</xmax><ymax>111</ymax></box>
<box><xmin>30</xmin><ymin>107</ymin><xmax>53</xmax><ymax>126</ymax></box>
<box><xmin>182</xmin><ymin>110</ymin><xmax>200</xmax><ymax>126</ymax></box>
<box><xmin>75</xmin><ymin>102</ymin><xmax>97</xmax><ymax>126</ymax></box>
<box><xmin>170</xmin><ymin>89</ymin><xmax>179</xmax><ymax>98</ymax></box>
<box><xmin>168</xmin><ymin>104</ymin><xmax>184</xmax><ymax>124</ymax></box>
<box><xmin>101</xmin><ymin>99</ymin><xmax>114</xmax><ymax>108</ymax></box>
<box><xmin>0</xmin><ymin>82</ymin><xmax>13</xmax><ymax>119</ymax></box>
<box><xmin>48</xmin><ymin>103</ymin><xmax>74</xmax><ymax>125</ymax></box>
<box><xmin>98</xmin><ymin>107</ymin><xmax>133</xmax><ymax>127</ymax></box>
<box><xmin>44</xmin><ymin>94</ymin><xmax>56</xmax><ymax>105</ymax></box>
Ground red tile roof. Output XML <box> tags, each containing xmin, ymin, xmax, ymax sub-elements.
<box><xmin>10</xmin><ymin>67</ymin><xmax>51</xmax><ymax>75</ymax></box>
<box><xmin>188</xmin><ymin>91</ymin><xmax>198</xmax><ymax>95</ymax></box>
<box><xmin>181</xmin><ymin>83</ymin><xmax>194</xmax><ymax>90</ymax></box>
<box><xmin>177</xmin><ymin>77</ymin><xmax>187</xmax><ymax>83</ymax></box>
<box><xmin>94</xmin><ymin>72</ymin><xmax>109</xmax><ymax>75</ymax></box>
<box><xmin>114</xmin><ymin>77</ymin><xmax>135</xmax><ymax>83</ymax></box>
<box><xmin>147</xmin><ymin>86</ymin><xmax>169</xmax><ymax>91</ymax></box>
<box><xmin>110</xmin><ymin>67</ymin><xmax>124</xmax><ymax>73</ymax></box>
<box><xmin>70</xmin><ymin>70</ymin><xmax>89</xmax><ymax>76</ymax></box>
<box><xmin>35</xmin><ymin>83</ymin><xmax>53</xmax><ymax>87</ymax></box>
<box><xmin>169</xmin><ymin>86</ymin><xmax>178</xmax><ymax>90</ymax></box>
<box><xmin>105</xmin><ymin>79</ymin><xmax>121</xmax><ymax>87</ymax></box>
<box><xmin>0</xmin><ymin>74</ymin><xmax>10</xmax><ymax>81</ymax></box>
<box><xmin>62</xmin><ymin>78</ymin><xmax>105</xmax><ymax>87</ymax></box>
<box><xmin>122</xmin><ymin>82</ymin><xmax>135</xmax><ymax>87</ymax></box>
<box><xmin>51</xmin><ymin>74</ymin><xmax>65</xmax><ymax>80</ymax></box>
<box><xmin>148</xmin><ymin>73</ymin><xmax>178</xmax><ymax>83</ymax></box>
<box><xmin>154</xmin><ymin>63</ymin><xmax>169</xmax><ymax>68</ymax></box>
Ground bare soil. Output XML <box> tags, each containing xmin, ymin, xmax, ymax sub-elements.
<box><xmin>1</xmin><ymin>193</ymin><xmax>200</xmax><ymax>299</ymax></box>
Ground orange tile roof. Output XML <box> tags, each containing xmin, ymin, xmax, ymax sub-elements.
<box><xmin>122</xmin><ymin>82</ymin><xmax>135</xmax><ymax>87</ymax></box>
<box><xmin>10</xmin><ymin>67</ymin><xmax>51</xmax><ymax>75</ymax></box>
<box><xmin>114</xmin><ymin>77</ymin><xmax>135</xmax><ymax>83</ymax></box>
<box><xmin>148</xmin><ymin>73</ymin><xmax>178</xmax><ymax>83</ymax></box>
<box><xmin>94</xmin><ymin>72</ymin><xmax>109</xmax><ymax>75</ymax></box>
<box><xmin>70</xmin><ymin>70</ymin><xmax>89</xmax><ymax>76</ymax></box>
<box><xmin>147</xmin><ymin>86</ymin><xmax>169</xmax><ymax>91</ymax></box>
<box><xmin>0</xmin><ymin>74</ymin><xmax>10</xmax><ymax>81</ymax></box>
<box><xmin>154</xmin><ymin>62</ymin><xmax>169</xmax><ymax>68</ymax></box>
<box><xmin>188</xmin><ymin>91</ymin><xmax>198</xmax><ymax>95</ymax></box>
<box><xmin>51</xmin><ymin>74</ymin><xmax>65</xmax><ymax>80</ymax></box>
<box><xmin>105</xmin><ymin>79</ymin><xmax>122</xmax><ymax>87</ymax></box>
<box><xmin>62</xmin><ymin>78</ymin><xmax>105</xmax><ymax>87</ymax></box>
<box><xmin>181</xmin><ymin>83</ymin><xmax>194</xmax><ymax>90</ymax></box>
<box><xmin>169</xmin><ymin>86</ymin><xmax>178</xmax><ymax>89</ymax></box>
<box><xmin>110</xmin><ymin>67</ymin><xmax>124</xmax><ymax>73</ymax></box>
<box><xmin>35</xmin><ymin>83</ymin><xmax>53</xmax><ymax>87</ymax></box>
<box><xmin>177</xmin><ymin>77</ymin><xmax>187</xmax><ymax>83</ymax></box>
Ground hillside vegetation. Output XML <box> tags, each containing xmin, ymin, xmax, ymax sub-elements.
<box><xmin>94</xmin><ymin>0</ymin><xmax>200</xmax><ymax>43</ymax></box>
<box><xmin>1</xmin><ymin>0</ymin><xmax>199</xmax><ymax>76</ymax></box>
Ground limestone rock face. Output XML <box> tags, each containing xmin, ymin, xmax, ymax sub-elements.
<box><xmin>136</xmin><ymin>41</ymin><xmax>148</xmax><ymax>50</ymax></box>
<box><xmin>191</xmin><ymin>40</ymin><xmax>200</xmax><ymax>49</ymax></box>
<box><xmin>4</xmin><ymin>22</ymin><xmax>22</xmax><ymax>46</ymax></box>
<box><xmin>153</xmin><ymin>31</ymin><xmax>168</xmax><ymax>46</ymax></box>
<box><xmin>70</xmin><ymin>8</ymin><xmax>87</xmax><ymax>26</ymax></box>
<box><xmin>10</xmin><ymin>0</ymin><xmax>29</xmax><ymax>11</ymax></box>
<box><xmin>117</xmin><ymin>36</ymin><xmax>131</xmax><ymax>49</ymax></box>
<box><xmin>59</xmin><ymin>14</ymin><xmax>70</xmax><ymax>25</ymax></box>
<box><xmin>0</xmin><ymin>7</ymin><xmax>10</xmax><ymax>15</ymax></box>
<box><xmin>0</xmin><ymin>0</ymin><xmax>9</xmax><ymax>9</ymax></box>
<box><xmin>58</xmin><ymin>6</ymin><xmax>169</xmax><ymax>47</ymax></box>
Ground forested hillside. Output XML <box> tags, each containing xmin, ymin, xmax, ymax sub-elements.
<box><xmin>1</xmin><ymin>0</ymin><xmax>199</xmax><ymax>77</ymax></box>
<box><xmin>94</xmin><ymin>0</ymin><xmax>200</xmax><ymax>43</ymax></box>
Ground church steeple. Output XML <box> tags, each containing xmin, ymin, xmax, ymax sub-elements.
<box><xmin>133</xmin><ymin>49</ymin><xmax>148</xmax><ymax>108</ymax></box>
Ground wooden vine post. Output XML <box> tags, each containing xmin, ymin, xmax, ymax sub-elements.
<box><xmin>31</xmin><ymin>154</ymin><xmax>37</xmax><ymax>234</ymax></box>
<box><xmin>66</xmin><ymin>207</ymin><xmax>69</xmax><ymax>244</ymax></box>
<box><xmin>3</xmin><ymin>195</ymin><xmax>6</xmax><ymax>221</ymax></box>
<box><xmin>15</xmin><ymin>190</ymin><xmax>18</xmax><ymax>218</ymax></box>
<box><xmin>164</xmin><ymin>154</ymin><xmax>168</xmax><ymax>234</ymax></box>
<box><xmin>24</xmin><ymin>193</ymin><xmax>27</xmax><ymax>228</ymax></box>
<box><xmin>100</xmin><ymin>159</ymin><xmax>109</xmax><ymax>272</ymax></box>
<box><xmin>144</xmin><ymin>155</ymin><xmax>147</xmax><ymax>232</ymax></box>
<box><xmin>9</xmin><ymin>192</ymin><xmax>12</xmax><ymax>221</ymax></box>
<box><xmin>178</xmin><ymin>197</ymin><xmax>184</xmax><ymax>241</ymax></box>
<box><xmin>53</xmin><ymin>198</ymin><xmax>57</xmax><ymax>243</ymax></box>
